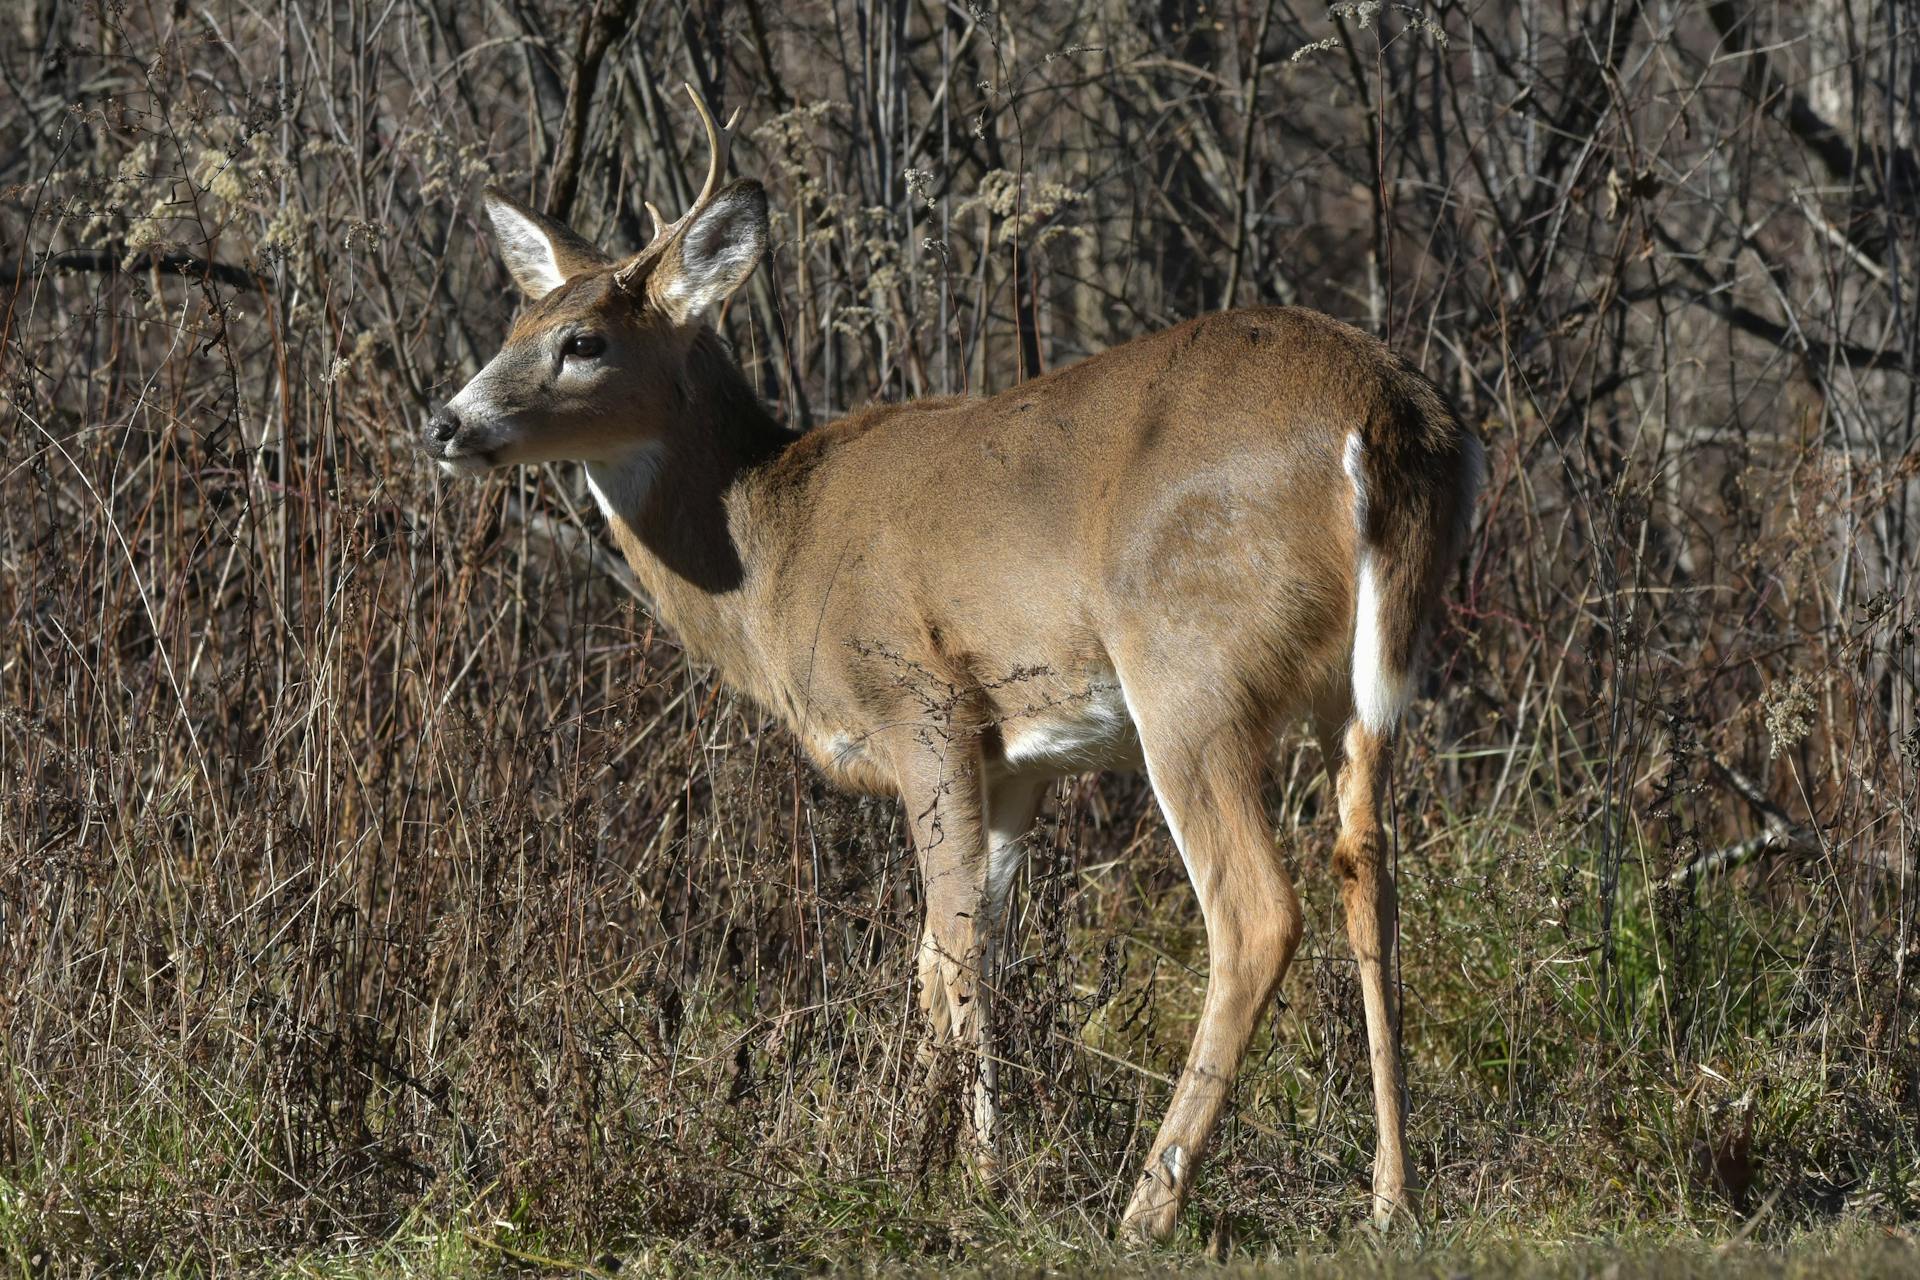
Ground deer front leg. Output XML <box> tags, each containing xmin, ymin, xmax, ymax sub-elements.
<box><xmin>971</xmin><ymin>773</ymin><xmax>1048</xmax><ymax>1164</ymax></box>
<box><xmin>897</xmin><ymin>735</ymin><xmax>999</xmax><ymax>1178</ymax></box>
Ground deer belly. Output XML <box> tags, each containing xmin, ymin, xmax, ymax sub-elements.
<box><xmin>995</xmin><ymin>679</ymin><xmax>1144</xmax><ymax>778</ymax></box>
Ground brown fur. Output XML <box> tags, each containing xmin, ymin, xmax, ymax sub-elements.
<box><xmin>436</xmin><ymin>193</ymin><xmax>1481</xmax><ymax>1238</ymax></box>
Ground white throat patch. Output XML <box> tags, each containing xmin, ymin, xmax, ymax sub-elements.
<box><xmin>585</xmin><ymin>443</ymin><xmax>667</xmax><ymax>524</ymax></box>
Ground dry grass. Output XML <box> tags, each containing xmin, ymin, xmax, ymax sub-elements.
<box><xmin>2</xmin><ymin>0</ymin><xmax>1916</xmax><ymax>1273</ymax></box>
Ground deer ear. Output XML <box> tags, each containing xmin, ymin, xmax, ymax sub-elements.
<box><xmin>482</xmin><ymin>190</ymin><xmax>609</xmax><ymax>300</ymax></box>
<box><xmin>654</xmin><ymin>180</ymin><xmax>767</xmax><ymax>323</ymax></box>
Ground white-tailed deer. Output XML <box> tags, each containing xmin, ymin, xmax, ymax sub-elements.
<box><xmin>425</xmin><ymin>85</ymin><xmax>1482</xmax><ymax>1239</ymax></box>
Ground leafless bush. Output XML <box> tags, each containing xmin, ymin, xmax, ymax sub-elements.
<box><xmin>1</xmin><ymin>0</ymin><xmax>1915</xmax><ymax>1269</ymax></box>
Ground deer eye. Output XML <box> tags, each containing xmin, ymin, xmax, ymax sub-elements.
<box><xmin>561</xmin><ymin>332</ymin><xmax>606</xmax><ymax>360</ymax></box>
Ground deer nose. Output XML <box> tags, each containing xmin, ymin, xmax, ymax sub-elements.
<box><xmin>426</xmin><ymin>405</ymin><xmax>461</xmax><ymax>445</ymax></box>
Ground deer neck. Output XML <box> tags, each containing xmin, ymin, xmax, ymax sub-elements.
<box><xmin>584</xmin><ymin>329</ymin><xmax>792</xmax><ymax>695</ymax></box>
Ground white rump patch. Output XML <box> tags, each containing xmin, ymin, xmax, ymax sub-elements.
<box><xmin>1345</xmin><ymin>432</ymin><xmax>1408</xmax><ymax>734</ymax></box>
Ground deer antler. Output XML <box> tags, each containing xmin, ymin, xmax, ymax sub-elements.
<box><xmin>616</xmin><ymin>83</ymin><xmax>742</xmax><ymax>293</ymax></box>
<box><xmin>649</xmin><ymin>82</ymin><xmax>742</xmax><ymax>246</ymax></box>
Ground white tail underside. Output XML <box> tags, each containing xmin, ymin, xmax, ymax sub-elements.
<box><xmin>1343</xmin><ymin>432</ymin><xmax>1408</xmax><ymax>734</ymax></box>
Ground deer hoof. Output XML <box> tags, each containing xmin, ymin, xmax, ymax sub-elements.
<box><xmin>1120</xmin><ymin>1173</ymin><xmax>1181</xmax><ymax>1243</ymax></box>
<box><xmin>964</xmin><ymin>1135</ymin><xmax>1002</xmax><ymax>1192</ymax></box>
<box><xmin>1369</xmin><ymin>1185</ymin><xmax>1425</xmax><ymax>1240</ymax></box>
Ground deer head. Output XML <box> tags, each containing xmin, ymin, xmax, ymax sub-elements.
<box><xmin>423</xmin><ymin>84</ymin><xmax>767</xmax><ymax>475</ymax></box>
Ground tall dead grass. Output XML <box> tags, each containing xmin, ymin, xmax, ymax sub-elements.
<box><xmin>2</xmin><ymin>0</ymin><xmax>1915</xmax><ymax>1270</ymax></box>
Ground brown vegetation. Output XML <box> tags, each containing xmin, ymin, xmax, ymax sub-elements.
<box><xmin>1</xmin><ymin>0</ymin><xmax>1915</xmax><ymax>1271</ymax></box>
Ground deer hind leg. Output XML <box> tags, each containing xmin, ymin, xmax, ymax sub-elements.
<box><xmin>1119</xmin><ymin>705</ymin><xmax>1303</xmax><ymax>1241</ymax></box>
<box><xmin>1325</xmin><ymin>716</ymin><xmax>1419</xmax><ymax>1229</ymax></box>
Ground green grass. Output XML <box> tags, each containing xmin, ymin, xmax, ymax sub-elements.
<box><xmin>6</xmin><ymin>809</ymin><xmax>1913</xmax><ymax>1275</ymax></box>
<box><xmin>230</xmin><ymin>1217</ymin><xmax>1920</xmax><ymax>1278</ymax></box>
